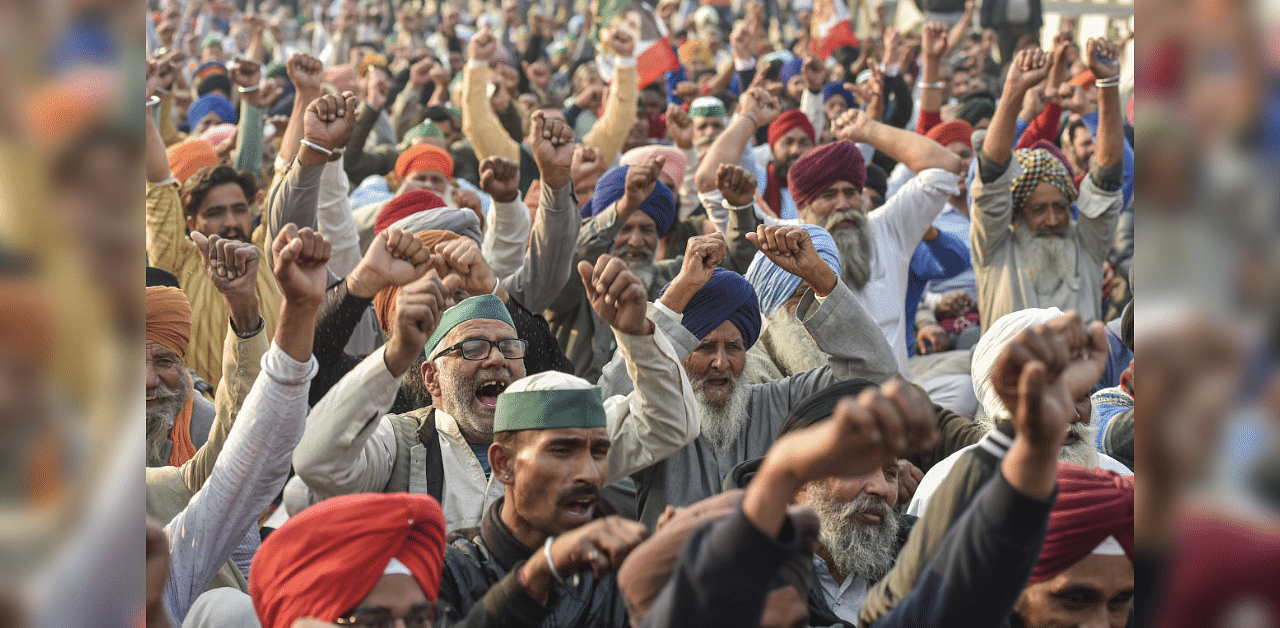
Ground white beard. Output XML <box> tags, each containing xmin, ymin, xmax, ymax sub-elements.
<box><xmin>1012</xmin><ymin>221</ymin><xmax>1079</xmax><ymax>297</ymax></box>
<box><xmin>146</xmin><ymin>369</ymin><xmax>190</xmax><ymax>467</ymax></box>
<box><xmin>808</xmin><ymin>208</ymin><xmax>874</xmax><ymax>290</ymax></box>
<box><xmin>807</xmin><ymin>486</ymin><xmax>901</xmax><ymax>583</ymax></box>
<box><xmin>976</xmin><ymin>406</ymin><xmax>1100</xmax><ymax>469</ymax></box>
<box><xmin>691</xmin><ymin>365</ymin><xmax>754</xmax><ymax>455</ymax></box>
<box><xmin>615</xmin><ymin>244</ymin><xmax>659</xmax><ymax>292</ymax></box>
<box><xmin>762</xmin><ymin>306</ymin><xmax>827</xmax><ymax>376</ymax></box>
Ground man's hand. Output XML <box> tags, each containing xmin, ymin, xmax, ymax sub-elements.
<box><xmin>915</xmin><ymin>324</ymin><xmax>951</xmax><ymax>355</ymax></box>
<box><xmin>365</xmin><ymin>68</ymin><xmax>391</xmax><ymax>110</ymax></box>
<box><xmin>746</xmin><ymin>225</ymin><xmax>838</xmax><ymax>297</ymax></box>
<box><xmin>230</xmin><ymin>56</ymin><xmax>261</xmax><ymax>89</ymax></box>
<box><xmin>480</xmin><ymin>156</ymin><xmax>521</xmax><ymax>203</ymax></box>
<box><xmin>453</xmin><ymin>188</ymin><xmax>483</xmax><ymax>216</ymax></box>
<box><xmin>1047</xmin><ymin>34</ymin><xmax>1073</xmax><ymax>88</ymax></box>
<box><xmin>992</xmin><ymin>311</ymin><xmax>1108</xmax><ymax>452</ymax></box>
<box><xmin>922</xmin><ymin>22</ymin><xmax>948</xmax><ymax>60</ymax></box>
<box><xmin>896</xmin><ymin>459</ymin><xmax>924</xmax><ymax>505</ymax></box>
<box><xmin>146</xmin><ymin>59</ymin><xmax>161</xmax><ymax>100</ymax></box>
<box><xmin>761</xmin><ymin>380</ymin><xmax>938</xmax><ymax>488</ymax></box>
<box><xmin>802</xmin><ymin>55</ymin><xmax>826</xmax><ymax>93</ymax></box>
<box><xmin>935</xmin><ymin>289</ymin><xmax>975</xmax><ymax>319</ymax></box>
<box><xmin>730</xmin><ymin>21</ymin><xmax>755</xmax><ymax>61</ymax></box>
<box><xmin>571</xmin><ymin>144</ymin><xmax>608</xmax><ymax>197</ymax></box>
<box><xmin>434</xmin><ymin>237</ymin><xmax>501</xmax><ymax>297</ymax></box>
<box><xmin>301</xmin><ymin>92</ymin><xmax>357</xmax><ymax>162</ymax></box>
<box><xmin>346</xmin><ymin>228</ymin><xmax>433</xmax><ymax>298</ymax></box>
<box><xmin>1057</xmin><ymin>83</ymin><xmax>1096</xmax><ymax>116</ymax></box>
<box><xmin>738</xmin><ymin>87</ymin><xmax>780</xmax><ymax>129</ymax></box>
<box><xmin>192</xmin><ymin>232</ymin><xmax>261</xmax><ymax>331</ymax></box>
<box><xmin>469</xmin><ymin>28</ymin><xmax>496</xmax><ymax>63</ymax></box>
<box><xmin>1086</xmin><ymin>37</ymin><xmax>1121</xmax><ymax>81</ymax></box>
<box><xmin>522</xmin><ymin>516</ymin><xmax>649</xmax><ymax>590</ymax></box>
<box><xmin>831</xmin><ymin>107</ymin><xmax>874</xmax><ymax>142</ymax></box>
<box><xmin>575</xmin><ymin>84</ymin><xmax>605</xmax><ymax>110</ymax></box>
<box><xmin>578</xmin><ymin>255</ymin><xmax>654</xmax><ymax>336</ymax></box>
<box><xmin>666</xmin><ymin>104</ymin><xmax>693</xmax><ymax>150</ymax></box>
<box><xmin>529</xmin><ymin>110</ymin><xmax>575</xmax><ymax>190</ymax></box>
<box><xmin>271</xmin><ymin>224</ymin><xmax>332</xmax><ymax>308</ymax></box>
<box><xmin>717</xmin><ymin>164</ymin><xmax>757</xmax><ymax>207</ymax></box>
<box><xmin>286</xmin><ymin>53</ymin><xmax>325</xmax><ymax>95</ymax></box>
<box><xmin>384</xmin><ymin>269</ymin><xmax>450</xmax><ymax>376</ymax></box>
<box><xmin>883</xmin><ymin>28</ymin><xmax>907</xmax><ymax>67</ymax></box>
<box><xmin>862</xmin><ymin>66</ymin><xmax>886</xmax><ymax>123</ymax></box>
<box><xmin>1003</xmin><ymin>47</ymin><xmax>1050</xmax><ymax>97</ymax></box>
<box><xmin>409</xmin><ymin>57</ymin><xmax>435</xmax><ymax>88</ymax></box>
<box><xmin>608</xmin><ymin>26</ymin><xmax>636</xmax><ymax>58</ymax></box>
<box><xmin>618</xmin><ymin>158</ymin><xmax>664</xmax><ymax>221</ymax></box>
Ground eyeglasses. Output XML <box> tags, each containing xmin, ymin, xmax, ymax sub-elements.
<box><xmin>430</xmin><ymin>338</ymin><xmax>527</xmax><ymax>362</ymax></box>
<box><xmin>336</xmin><ymin>602</ymin><xmax>436</xmax><ymax>628</ymax></box>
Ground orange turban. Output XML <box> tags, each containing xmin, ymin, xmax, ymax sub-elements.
<box><xmin>372</xmin><ymin>230</ymin><xmax>461</xmax><ymax>334</ymax></box>
<box><xmin>0</xmin><ymin>278</ymin><xmax>54</xmax><ymax>367</ymax></box>
<box><xmin>395</xmin><ymin>144</ymin><xmax>454</xmax><ymax>181</ymax></box>
<box><xmin>145</xmin><ymin>286</ymin><xmax>191</xmax><ymax>360</ymax></box>
<box><xmin>926</xmin><ymin>119</ymin><xmax>974</xmax><ymax>150</ymax></box>
<box><xmin>1069</xmin><ymin>70</ymin><xmax>1095</xmax><ymax>88</ymax></box>
<box><xmin>166</xmin><ymin>139</ymin><xmax>218</xmax><ymax>186</ymax></box>
<box><xmin>250</xmin><ymin>493</ymin><xmax>448</xmax><ymax>628</ymax></box>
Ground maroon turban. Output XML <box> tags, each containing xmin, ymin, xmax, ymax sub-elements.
<box><xmin>1028</xmin><ymin>463</ymin><xmax>1135</xmax><ymax>585</ymax></box>
<box><xmin>250</xmin><ymin>493</ymin><xmax>447</xmax><ymax>628</ymax></box>
<box><xmin>767</xmin><ymin>110</ymin><xmax>816</xmax><ymax>147</ymax></box>
<box><xmin>374</xmin><ymin>189</ymin><xmax>448</xmax><ymax>235</ymax></box>
<box><xmin>787</xmin><ymin>140</ymin><xmax>866</xmax><ymax>211</ymax></box>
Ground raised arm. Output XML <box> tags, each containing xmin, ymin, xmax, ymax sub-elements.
<box><xmin>582</xmin><ymin>28</ymin><xmax>639</xmax><ymax>165</ymax></box>
<box><xmin>265</xmin><ymin>92</ymin><xmax>357</xmax><ymax>249</ymax></box>
<box><xmin>694</xmin><ymin>87</ymin><xmax>779</xmax><ymax>193</ymax></box>
<box><xmin>944</xmin><ymin>1</ymin><xmax>977</xmax><ymax>58</ymax></box>
<box><xmin>276</xmin><ymin>54</ymin><xmax>326</xmax><ymax>169</ymax></box>
<box><xmin>833</xmin><ymin>107</ymin><xmax>963</xmax><ymax>175</ymax></box>
<box><xmin>1088</xmin><ymin>38</ymin><xmax>1125</xmax><ymax>173</ymax></box>
<box><xmin>980</xmin><ymin>48</ymin><xmax>1049</xmax><ymax>167</ymax></box>
<box><xmin>146</xmin><ymin>61</ymin><xmax>171</xmax><ymax>184</ymax></box>
<box><xmin>917</xmin><ymin>23</ymin><xmax>948</xmax><ymax>134</ymax></box>
<box><xmin>461</xmin><ymin>29</ymin><xmax>520</xmax><ymax>162</ymax></box>
<box><xmin>145</xmin><ymin>62</ymin><xmax>195</xmax><ymax>272</ymax></box>
<box><xmin>230</xmin><ymin>58</ymin><xmax>266</xmax><ymax>177</ymax></box>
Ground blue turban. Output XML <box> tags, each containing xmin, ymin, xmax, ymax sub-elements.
<box><xmin>187</xmin><ymin>94</ymin><xmax>237</xmax><ymax>131</ymax></box>
<box><xmin>821</xmin><ymin>82</ymin><xmax>856</xmax><ymax>108</ymax></box>
<box><xmin>587</xmin><ymin>166</ymin><xmax>677</xmax><ymax>238</ymax></box>
<box><xmin>744</xmin><ymin>224</ymin><xmax>841</xmax><ymax>317</ymax></box>
<box><xmin>660</xmin><ymin>268</ymin><xmax>761</xmax><ymax>349</ymax></box>
<box><xmin>779</xmin><ymin>57</ymin><xmax>804</xmax><ymax>87</ymax></box>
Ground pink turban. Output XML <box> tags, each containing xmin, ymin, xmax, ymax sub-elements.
<box><xmin>620</xmin><ymin>145</ymin><xmax>687</xmax><ymax>186</ymax></box>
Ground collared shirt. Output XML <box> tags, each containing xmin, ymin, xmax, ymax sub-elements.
<box><xmin>813</xmin><ymin>555</ymin><xmax>869</xmax><ymax>626</ymax></box>
<box><xmin>923</xmin><ymin>204</ymin><xmax>977</xmax><ymax>304</ymax></box>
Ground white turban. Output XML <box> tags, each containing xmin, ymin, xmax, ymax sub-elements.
<box><xmin>971</xmin><ymin>307</ymin><xmax>1065</xmax><ymax>420</ymax></box>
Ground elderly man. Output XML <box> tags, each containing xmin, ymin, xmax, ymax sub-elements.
<box><xmin>907</xmin><ymin>307</ymin><xmax>1133</xmax><ymax>520</ymax></box>
<box><xmin>146</xmin><ymin>87</ymin><xmax>355</xmax><ymax>387</ymax></box>
<box><xmin>545</xmin><ymin>160</ymin><xmax>760</xmax><ymax>382</ymax></box>
<box><xmin>145</xmin><ymin>286</ymin><xmax>203</xmax><ymax>468</ymax></box>
<box><xmin>437</xmin><ymin>372</ymin><xmax>654</xmax><ymax>627</ymax></box>
<box><xmin>159</xmin><ymin>224</ymin><xmax>331</xmax><ymax>626</ymax></box>
<box><xmin>690</xmin><ymin>88</ymin><xmax>778</xmax><ymax>231</ymax></box>
<box><xmin>790</xmin><ymin>108</ymin><xmax>964</xmax><ymax>376</ymax></box>
<box><xmin>292</xmin><ymin>256</ymin><xmax>697</xmax><ymax>531</ymax></box>
<box><xmin>249</xmin><ymin>493</ymin><xmax>448</xmax><ymax>628</ymax></box>
<box><xmin>971</xmin><ymin>41</ymin><xmax>1124</xmax><ymax>330</ymax></box>
<box><xmin>351</xmin><ymin>143</ymin><xmax>484</xmax><ymax>253</ymax></box>
<box><xmin>601</xmin><ymin>226</ymin><xmax>898</xmax><ymax>526</ymax></box>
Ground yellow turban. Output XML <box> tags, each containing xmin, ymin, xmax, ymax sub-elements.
<box><xmin>145</xmin><ymin>286</ymin><xmax>192</xmax><ymax>360</ymax></box>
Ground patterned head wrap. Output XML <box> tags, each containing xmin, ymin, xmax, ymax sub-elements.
<box><xmin>1011</xmin><ymin>148</ymin><xmax>1078</xmax><ymax>214</ymax></box>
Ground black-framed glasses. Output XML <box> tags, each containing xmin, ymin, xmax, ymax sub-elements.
<box><xmin>335</xmin><ymin>601</ymin><xmax>436</xmax><ymax>628</ymax></box>
<box><xmin>430</xmin><ymin>338</ymin><xmax>527</xmax><ymax>362</ymax></box>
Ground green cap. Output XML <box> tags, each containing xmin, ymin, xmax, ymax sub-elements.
<box><xmin>424</xmin><ymin>294</ymin><xmax>516</xmax><ymax>359</ymax></box>
<box><xmin>445</xmin><ymin>106</ymin><xmax>463</xmax><ymax>119</ymax></box>
<box><xmin>688</xmin><ymin>96</ymin><xmax>727</xmax><ymax>119</ymax></box>
<box><xmin>398</xmin><ymin>122</ymin><xmax>444</xmax><ymax>150</ymax></box>
<box><xmin>202</xmin><ymin>33</ymin><xmax>223</xmax><ymax>49</ymax></box>
<box><xmin>494</xmin><ymin>387</ymin><xmax>607</xmax><ymax>433</ymax></box>
<box><xmin>265</xmin><ymin>63</ymin><xmax>288</xmax><ymax>81</ymax></box>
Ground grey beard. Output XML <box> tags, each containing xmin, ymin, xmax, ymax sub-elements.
<box><xmin>146</xmin><ymin>369</ymin><xmax>190</xmax><ymax>467</ymax></box>
<box><xmin>438</xmin><ymin>365</ymin><xmax>512</xmax><ymax>441</ymax></box>
<box><xmin>1012</xmin><ymin>221</ymin><xmax>1079</xmax><ymax>296</ymax></box>
<box><xmin>807</xmin><ymin>487</ymin><xmax>901</xmax><ymax>583</ymax></box>
<box><xmin>691</xmin><ymin>365</ymin><xmax>753</xmax><ymax>455</ymax></box>
<box><xmin>762</xmin><ymin>307</ymin><xmax>827</xmax><ymax>376</ymax></box>
<box><xmin>976</xmin><ymin>408</ymin><xmax>1100</xmax><ymax>469</ymax></box>
<box><xmin>615</xmin><ymin>245</ymin><xmax>659</xmax><ymax>291</ymax></box>
<box><xmin>817</xmin><ymin>209</ymin><xmax>873</xmax><ymax>290</ymax></box>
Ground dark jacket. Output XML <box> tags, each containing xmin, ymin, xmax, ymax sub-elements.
<box><xmin>438</xmin><ymin>498</ymin><xmax>630</xmax><ymax>628</ymax></box>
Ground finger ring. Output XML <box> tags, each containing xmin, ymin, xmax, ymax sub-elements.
<box><xmin>589</xmin><ymin>550</ymin><xmax>601</xmax><ymax>562</ymax></box>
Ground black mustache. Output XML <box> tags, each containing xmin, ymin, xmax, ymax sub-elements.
<box><xmin>558</xmin><ymin>484</ymin><xmax>600</xmax><ymax>504</ymax></box>
<box><xmin>219</xmin><ymin>227</ymin><xmax>250</xmax><ymax>242</ymax></box>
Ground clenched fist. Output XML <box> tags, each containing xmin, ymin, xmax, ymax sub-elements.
<box><xmin>716</xmin><ymin>164</ymin><xmax>757</xmax><ymax>207</ymax></box>
<box><xmin>480</xmin><ymin>156</ymin><xmax>521</xmax><ymax>203</ymax></box>
<box><xmin>529</xmin><ymin>110</ymin><xmax>576</xmax><ymax>190</ymax></box>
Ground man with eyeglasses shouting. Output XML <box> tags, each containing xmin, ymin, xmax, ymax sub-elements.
<box><xmin>292</xmin><ymin>255</ymin><xmax>698</xmax><ymax>531</ymax></box>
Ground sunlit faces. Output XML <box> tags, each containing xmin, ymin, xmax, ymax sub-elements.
<box><xmin>692</xmin><ymin>116</ymin><xmax>725</xmax><ymax>148</ymax></box>
<box><xmin>422</xmin><ymin>319</ymin><xmax>526</xmax><ymax>442</ymax></box>
<box><xmin>187</xmin><ymin>181</ymin><xmax>254</xmax><ymax>242</ymax></box>
<box><xmin>1020</xmin><ymin>183</ymin><xmax>1072</xmax><ymax>238</ymax></box>
<box><xmin>1014</xmin><ymin>554</ymin><xmax>1134</xmax><ymax>628</ymax></box>
<box><xmin>493</xmin><ymin>427</ymin><xmax>611</xmax><ymax>535</ymax></box>
<box><xmin>399</xmin><ymin>168</ymin><xmax>450</xmax><ymax>196</ymax></box>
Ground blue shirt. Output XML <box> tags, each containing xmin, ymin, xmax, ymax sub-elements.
<box><xmin>905</xmin><ymin>229</ymin><xmax>970</xmax><ymax>356</ymax></box>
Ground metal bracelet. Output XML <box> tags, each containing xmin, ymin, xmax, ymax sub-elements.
<box><xmin>300</xmin><ymin>139</ymin><xmax>333</xmax><ymax>156</ymax></box>
<box><xmin>543</xmin><ymin>536</ymin><xmax>566</xmax><ymax>585</ymax></box>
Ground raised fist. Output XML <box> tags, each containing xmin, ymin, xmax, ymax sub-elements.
<box><xmin>529</xmin><ymin>110</ymin><xmax>576</xmax><ymax>190</ymax></box>
<box><xmin>302</xmin><ymin>91</ymin><xmax>358</xmax><ymax>153</ymax></box>
<box><xmin>717</xmin><ymin>164</ymin><xmax>757</xmax><ymax>208</ymax></box>
<box><xmin>578</xmin><ymin>255</ymin><xmax>653</xmax><ymax>336</ymax></box>
<box><xmin>608</xmin><ymin>26</ymin><xmax>636</xmax><ymax>58</ymax></box>
<box><xmin>469</xmin><ymin>28</ymin><xmax>497</xmax><ymax>63</ymax></box>
<box><xmin>271</xmin><ymin>224</ymin><xmax>332</xmax><ymax>307</ymax></box>
<box><xmin>1085</xmin><ymin>37</ymin><xmax>1121</xmax><ymax>81</ymax></box>
<box><xmin>480</xmin><ymin>156</ymin><xmax>521</xmax><ymax>203</ymax></box>
<box><xmin>287</xmin><ymin>53</ymin><xmax>325</xmax><ymax>94</ymax></box>
<box><xmin>619</xmin><ymin>158</ymin><xmax>664</xmax><ymax>220</ymax></box>
<box><xmin>666</xmin><ymin>104</ymin><xmax>693</xmax><ymax>149</ymax></box>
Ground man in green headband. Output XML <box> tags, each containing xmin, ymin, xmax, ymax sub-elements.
<box><xmin>437</xmin><ymin>371</ymin><xmax>651</xmax><ymax>627</ymax></box>
<box><xmin>292</xmin><ymin>256</ymin><xmax>698</xmax><ymax>532</ymax></box>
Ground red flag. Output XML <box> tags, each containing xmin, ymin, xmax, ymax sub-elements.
<box><xmin>810</xmin><ymin>0</ymin><xmax>860</xmax><ymax>60</ymax></box>
<box><xmin>598</xmin><ymin>0</ymin><xmax>680</xmax><ymax>88</ymax></box>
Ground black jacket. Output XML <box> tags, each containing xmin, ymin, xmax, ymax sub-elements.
<box><xmin>437</xmin><ymin>498</ymin><xmax>630</xmax><ymax>628</ymax></box>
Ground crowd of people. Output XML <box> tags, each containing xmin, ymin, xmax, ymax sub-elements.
<box><xmin>144</xmin><ymin>0</ymin><xmax>1138</xmax><ymax>626</ymax></box>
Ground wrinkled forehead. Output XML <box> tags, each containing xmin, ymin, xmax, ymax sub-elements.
<box><xmin>441</xmin><ymin>318</ymin><xmax>517</xmax><ymax>347</ymax></box>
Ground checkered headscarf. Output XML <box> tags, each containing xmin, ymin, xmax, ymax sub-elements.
<box><xmin>1011</xmin><ymin>148</ymin><xmax>1077</xmax><ymax>213</ymax></box>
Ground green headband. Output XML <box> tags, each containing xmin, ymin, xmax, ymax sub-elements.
<box><xmin>424</xmin><ymin>294</ymin><xmax>516</xmax><ymax>358</ymax></box>
<box><xmin>493</xmin><ymin>388</ymin><xmax>607</xmax><ymax>432</ymax></box>
<box><xmin>688</xmin><ymin>102</ymin><xmax>727</xmax><ymax>119</ymax></box>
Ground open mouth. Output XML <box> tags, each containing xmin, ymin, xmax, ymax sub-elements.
<box><xmin>618</xmin><ymin>250</ymin><xmax>649</xmax><ymax>263</ymax></box>
<box><xmin>563</xmin><ymin>496</ymin><xmax>597</xmax><ymax>521</ymax></box>
<box><xmin>853</xmin><ymin>511</ymin><xmax>882</xmax><ymax>525</ymax></box>
<box><xmin>834</xmin><ymin>219</ymin><xmax>854</xmax><ymax>230</ymax></box>
<box><xmin>474</xmin><ymin>379</ymin><xmax>509</xmax><ymax>408</ymax></box>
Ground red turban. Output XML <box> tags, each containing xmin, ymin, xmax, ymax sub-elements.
<box><xmin>250</xmin><ymin>493</ymin><xmax>447</xmax><ymax>628</ymax></box>
<box><xmin>926</xmin><ymin>120</ymin><xmax>973</xmax><ymax>150</ymax></box>
<box><xmin>374</xmin><ymin>189</ymin><xmax>449</xmax><ymax>235</ymax></box>
<box><xmin>787</xmin><ymin>140</ymin><xmax>866</xmax><ymax>210</ymax></box>
<box><xmin>1028</xmin><ymin>464</ymin><xmax>1134</xmax><ymax>585</ymax></box>
<box><xmin>145</xmin><ymin>286</ymin><xmax>192</xmax><ymax>360</ymax></box>
<box><xmin>166</xmin><ymin>139</ymin><xmax>218</xmax><ymax>186</ymax></box>
<box><xmin>767</xmin><ymin>110</ymin><xmax>816</xmax><ymax>148</ymax></box>
<box><xmin>395</xmin><ymin>144</ymin><xmax>454</xmax><ymax>181</ymax></box>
